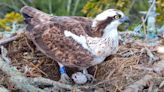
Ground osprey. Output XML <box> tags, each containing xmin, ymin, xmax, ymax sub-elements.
<box><xmin>20</xmin><ymin>6</ymin><xmax>130</xmax><ymax>84</ymax></box>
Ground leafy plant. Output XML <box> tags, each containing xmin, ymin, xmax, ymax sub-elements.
<box><xmin>156</xmin><ymin>0</ymin><xmax>164</xmax><ymax>25</ymax></box>
<box><xmin>0</xmin><ymin>0</ymin><xmax>87</xmax><ymax>32</ymax></box>
<box><xmin>82</xmin><ymin>0</ymin><xmax>133</xmax><ymax>17</ymax></box>
<box><xmin>0</xmin><ymin>12</ymin><xmax>23</xmax><ymax>31</ymax></box>
<box><xmin>0</xmin><ymin>0</ymin><xmax>88</xmax><ymax>16</ymax></box>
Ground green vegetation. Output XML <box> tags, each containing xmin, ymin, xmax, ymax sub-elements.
<box><xmin>0</xmin><ymin>0</ymin><xmax>163</xmax><ymax>32</ymax></box>
<box><xmin>0</xmin><ymin>0</ymin><xmax>88</xmax><ymax>31</ymax></box>
<box><xmin>0</xmin><ymin>12</ymin><xmax>23</xmax><ymax>31</ymax></box>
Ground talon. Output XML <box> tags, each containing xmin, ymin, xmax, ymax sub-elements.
<box><xmin>84</xmin><ymin>73</ymin><xmax>96</xmax><ymax>82</ymax></box>
<box><xmin>82</xmin><ymin>69</ymin><xmax>96</xmax><ymax>82</ymax></box>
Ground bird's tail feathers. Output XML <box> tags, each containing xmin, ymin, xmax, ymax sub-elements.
<box><xmin>20</xmin><ymin>6</ymin><xmax>52</xmax><ymax>22</ymax></box>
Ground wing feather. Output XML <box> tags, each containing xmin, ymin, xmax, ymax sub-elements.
<box><xmin>27</xmin><ymin>17</ymin><xmax>94</xmax><ymax>68</ymax></box>
<box><xmin>21</xmin><ymin>6</ymin><xmax>95</xmax><ymax>68</ymax></box>
<box><xmin>70</xmin><ymin>16</ymin><xmax>103</xmax><ymax>37</ymax></box>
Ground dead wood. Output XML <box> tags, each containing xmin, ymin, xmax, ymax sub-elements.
<box><xmin>0</xmin><ymin>35</ymin><xmax>19</xmax><ymax>46</ymax></box>
<box><xmin>123</xmin><ymin>74</ymin><xmax>153</xmax><ymax>92</ymax></box>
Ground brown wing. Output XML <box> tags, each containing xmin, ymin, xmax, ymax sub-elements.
<box><xmin>21</xmin><ymin>6</ymin><xmax>94</xmax><ymax>68</ymax></box>
<box><xmin>71</xmin><ymin>16</ymin><xmax>103</xmax><ymax>37</ymax></box>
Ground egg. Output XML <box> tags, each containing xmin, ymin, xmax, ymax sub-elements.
<box><xmin>71</xmin><ymin>72</ymin><xmax>87</xmax><ymax>84</ymax></box>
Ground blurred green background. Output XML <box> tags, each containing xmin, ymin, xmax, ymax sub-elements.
<box><xmin>0</xmin><ymin>0</ymin><xmax>163</xmax><ymax>32</ymax></box>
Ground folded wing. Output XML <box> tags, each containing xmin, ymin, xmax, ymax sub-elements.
<box><xmin>20</xmin><ymin>6</ymin><xmax>94</xmax><ymax>68</ymax></box>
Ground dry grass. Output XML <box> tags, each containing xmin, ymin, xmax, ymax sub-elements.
<box><xmin>0</xmin><ymin>33</ymin><xmax>164</xmax><ymax>92</ymax></box>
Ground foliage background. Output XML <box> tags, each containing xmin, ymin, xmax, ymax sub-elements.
<box><xmin>0</xmin><ymin>0</ymin><xmax>163</xmax><ymax>32</ymax></box>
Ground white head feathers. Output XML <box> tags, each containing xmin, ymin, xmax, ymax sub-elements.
<box><xmin>92</xmin><ymin>9</ymin><xmax>125</xmax><ymax>27</ymax></box>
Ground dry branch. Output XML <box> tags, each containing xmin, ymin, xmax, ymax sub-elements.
<box><xmin>123</xmin><ymin>75</ymin><xmax>153</xmax><ymax>92</ymax></box>
<box><xmin>0</xmin><ymin>35</ymin><xmax>19</xmax><ymax>45</ymax></box>
<box><xmin>145</xmin><ymin>47</ymin><xmax>159</xmax><ymax>64</ymax></box>
<box><xmin>153</xmin><ymin>60</ymin><xmax>164</xmax><ymax>73</ymax></box>
<box><xmin>133</xmin><ymin>60</ymin><xmax>164</xmax><ymax>74</ymax></box>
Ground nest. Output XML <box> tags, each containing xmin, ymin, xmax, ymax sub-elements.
<box><xmin>0</xmin><ymin>33</ymin><xmax>164</xmax><ymax>92</ymax></box>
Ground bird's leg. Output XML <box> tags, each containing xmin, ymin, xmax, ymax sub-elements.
<box><xmin>57</xmin><ymin>62</ymin><xmax>72</xmax><ymax>84</ymax></box>
<box><xmin>82</xmin><ymin>68</ymin><xmax>95</xmax><ymax>82</ymax></box>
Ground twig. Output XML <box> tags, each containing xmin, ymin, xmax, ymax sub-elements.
<box><xmin>132</xmin><ymin>60</ymin><xmax>164</xmax><ymax>74</ymax></box>
<box><xmin>25</xmin><ymin>37</ymin><xmax>34</xmax><ymax>55</ymax></box>
<box><xmin>0</xmin><ymin>35</ymin><xmax>19</xmax><ymax>45</ymax></box>
<box><xmin>123</xmin><ymin>75</ymin><xmax>153</xmax><ymax>92</ymax></box>
<box><xmin>153</xmin><ymin>60</ymin><xmax>164</xmax><ymax>73</ymax></box>
<box><xmin>28</xmin><ymin>77</ymin><xmax>80</xmax><ymax>91</ymax></box>
<box><xmin>148</xmin><ymin>81</ymin><xmax>154</xmax><ymax>92</ymax></box>
<box><xmin>93</xmin><ymin>65</ymin><xmax>98</xmax><ymax>78</ymax></box>
<box><xmin>159</xmin><ymin>81</ymin><xmax>164</xmax><ymax>88</ymax></box>
<box><xmin>141</xmin><ymin>0</ymin><xmax>156</xmax><ymax>27</ymax></box>
<box><xmin>118</xmin><ymin>49</ymin><xmax>134</xmax><ymax>57</ymax></box>
<box><xmin>105</xmin><ymin>69</ymin><xmax>115</xmax><ymax>79</ymax></box>
<box><xmin>123</xmin><ymin>74</ymin><xmax>164</xmax><ymax>92</ymax></box>
<box><xmin>141</xmin><ymin>17</ymin><xmax>147</xmax><ymax>36</ymax></box>
<box><xmin>131</xmin><ymin>0</ymin><xmax>156</xmax><ymax>39</ymax></box>
<box><xmin>147</xmin><ymin>81</ymin><xmax>159</xmax><ymax>92</ymax></box>
<box><xmin>30</xmin><ymin>61</ymin><xmax>48</xmax><ymax>77</ymax></box>
<box><xmin>92</xmin><ymin>79</ymin><xmax>111</xmax><ymax>87</ymax></box>
<box><xmin>1</xmin><ymin>46</ymin><xmax>11</xmax><ymax>64</ymax></box>
<box><xmin>132</xmin><ymin>65</ymin><xmax>153</xmax><ymax>71</ymax></box>
<box><xmin>119</xmin><ymin>31</ymin><xmax>142</xmax><ymax>40</ymax></box>
<box><xmin>145</xmin><ymin>47</ymin><xmax>159</xmax><ymax>64</ymax></box>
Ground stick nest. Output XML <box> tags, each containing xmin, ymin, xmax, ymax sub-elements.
<box><xmin>0</xmin><ymin>33</ymin><xmax>164</xmax><ymax>92</ymax></box>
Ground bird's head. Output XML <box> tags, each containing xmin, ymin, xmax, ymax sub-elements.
<box><xmin>92</xmin><ymin>9</ymin><xmax>130</xmax><ymax>29</ymax></box>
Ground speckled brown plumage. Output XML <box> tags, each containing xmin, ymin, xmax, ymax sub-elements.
<box><xmin>20</xmin><ymin>6</ymin><xmax>121</xmax><ymax>69</ymax></box>
<box><xmin>20</xmin><ymin>6</ymin><xmax>99</xmax><ymax>68</ymax></box>
<box><xmin>70</xmin><ymin>16</ymin><xmax>103</xmax><ymax>37</ymax></box>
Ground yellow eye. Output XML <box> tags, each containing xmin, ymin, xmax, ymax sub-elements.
<box><xmin>114</xmin><ymin>15</ymin><xmax>120</xmax><ymax>19</ymax></box>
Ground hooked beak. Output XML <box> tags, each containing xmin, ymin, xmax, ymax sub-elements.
<box><xmin>119</xmin><ymin>16</ymin><xmax>131</xmax><ymax>30</ymax></box>
<box><xmin>119</xmin><ymin>16</ymin><xmax>130</xmax><ymax>23</ymax></box>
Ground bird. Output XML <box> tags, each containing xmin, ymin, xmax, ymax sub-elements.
<box><xmin>20</xmin><ymin>6</ymin><xmax>130</xmax><ymax>84</ymax></box>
